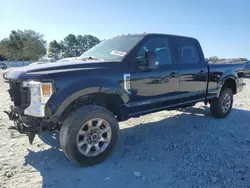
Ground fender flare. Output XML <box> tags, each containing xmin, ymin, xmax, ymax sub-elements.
<box><xmin>47</xmin><ymin>82</ymin><xmax>130</xmax><ymax>122</ymax></box>
<box><xmin>217</xmin><ymin>74</ymin><xmax>237</xmax><ymax>97</ymax></box>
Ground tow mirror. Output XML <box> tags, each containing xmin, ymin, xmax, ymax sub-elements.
<box><xmin>136</xmin><ymin>49</ymin><xmax>159</xmax><ymax>71</ymax></box>
<box><xmin>145</xmin><ymin>50</ymin><xmax>158</xmax><ymax>69</ymax></box>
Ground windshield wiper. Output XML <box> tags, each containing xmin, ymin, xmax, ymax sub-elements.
<box><xmin>78</xmin><ymin>56</ymin><xmax>104</xmax><ymax>61</ymax></box>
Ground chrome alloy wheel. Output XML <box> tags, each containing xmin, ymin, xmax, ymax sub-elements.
<box><xmin>76</xmin><ymin>118</ymin><xmax>112</xmax><ymax>157</ymax></box>
<box><xmin>221</xmin><ymin>93</ymin><xmax>231</xmax><ymax>113</ymax></box>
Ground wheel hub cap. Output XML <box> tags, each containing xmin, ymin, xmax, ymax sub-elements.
<box><xmin>87</xmin><ymin>131</ymin><xmax>101</xmax><ymax>144</ymax></box>
<box><xmin>91</xmin><ymin>133</ymin><xmax>98</xmax><ymax>141</ymax></box>
<box><xmin>76</xmin><ymin>118</ymin><xmax>112</xmax><ymax>157</ymax></box>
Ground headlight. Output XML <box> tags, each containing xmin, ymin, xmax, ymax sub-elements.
<box><xmin>22</xmin><ymin>81</ymin><xmax>53</xmax><ymax>117</ymax></box>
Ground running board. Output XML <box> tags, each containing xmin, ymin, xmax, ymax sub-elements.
<box><xmin>128</xmin><ymin>98</ymin><xmax>206</xmax><ymax>117</ymax></box>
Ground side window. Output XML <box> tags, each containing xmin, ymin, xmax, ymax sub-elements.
<box><xmin>135</xmin><ymin>37</ymin><xmax>173</xmax><ymax>70</ymax></box>
<box><xmin>179</xmin><ymin>43</ymin><xmax>200</xmax><ymax>64</ymax></box>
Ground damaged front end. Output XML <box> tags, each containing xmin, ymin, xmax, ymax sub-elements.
<box><xmin>4</xmin><ymin>106</ymin><xmax>42</xmax><ymax>144</ymax></box>
<box><xmin>3</xmin><ymin>78</ymin><xmax>56</xmax><ymax>144</ymax></box>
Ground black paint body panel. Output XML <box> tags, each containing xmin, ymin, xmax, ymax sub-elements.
<box><xmin>3</xmin><ymin>33</ymin><xmax>245</xmax><ymax>123</ymax></box>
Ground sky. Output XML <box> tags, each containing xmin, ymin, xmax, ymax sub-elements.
<box><xmin>1</xmin><ymin>0</ymin><xmax>250</xmax><ymax>59</ymax></box>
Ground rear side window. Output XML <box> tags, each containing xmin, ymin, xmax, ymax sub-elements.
<box><xmin>178</xmin><ymin>43</ymin><xmax>200</xmax><ymax>64</ymax></box>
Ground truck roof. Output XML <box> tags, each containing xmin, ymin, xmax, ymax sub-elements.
<box><xmin>112</xmin><ymin>33</ymin><xmax>198</xmax><ymax>41</ymax></box>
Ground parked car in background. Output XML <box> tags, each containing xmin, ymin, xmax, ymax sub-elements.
<box><xmin>243</xmin><ymin>61</ymin><xmax>250</xmax><ymax>76</ymax></box>
<box><xmin>0</xmin><ymin>62</ymin><xmax>7</xmax><ymax>69</ymax></box>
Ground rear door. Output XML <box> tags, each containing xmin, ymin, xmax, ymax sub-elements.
<box><xmin>176</xmin><ymin>38</ymin><xmax>208</xmax><ymax>103</ymax></box>
<box><xmin>128</xmin><ymin>35</ymin><xmax>180</xmax><ymax>113</ymax></box>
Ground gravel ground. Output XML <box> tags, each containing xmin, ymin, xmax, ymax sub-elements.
<box><xmin>0</xmin><ymin>70</ymin><xmax>250</xmax><ymax>188</ymax></box>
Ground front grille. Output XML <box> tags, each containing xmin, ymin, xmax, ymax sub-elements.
<box><xmin>9</xmin><ymin>81</ymin><xmax>30</xmax><ymax>108</ymax></box>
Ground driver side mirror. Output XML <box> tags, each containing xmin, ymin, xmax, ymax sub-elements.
<box><xmin>135</xmin><ymin>49</ymin><xmax>159</xmax><ymax>71</ymax></box>
<box><xmin>146</xmin><ymin>50</ymin><xmax>158</xmax><ymax>69</ymax></box>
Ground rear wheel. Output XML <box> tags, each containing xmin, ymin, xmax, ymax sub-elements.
<box><xmin>59</xmin><ymin>105</ymin><xmax>119</xmax><ymax>166</ymax></box>
<box><xmin>210</xmin><ymin>88</ymin><xmax>233</xmax><ymax>118</ymax></box>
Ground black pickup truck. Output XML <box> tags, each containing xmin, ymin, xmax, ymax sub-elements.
<box><xmin>3</xmin><ymin>33</ymin><xmax>246</xmax><ymax>166</ymax></box>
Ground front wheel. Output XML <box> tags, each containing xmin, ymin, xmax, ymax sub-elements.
<box><xmin>59</xmin><ymin>105</ymin><xmax>119</xmax><ymax>166</ymax></box>
<box><xmin>210</xmin><ymin>88</ymin><xmax>233</xmax><ymax>118</ymax></box>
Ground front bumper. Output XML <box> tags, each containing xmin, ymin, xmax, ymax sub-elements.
<box><xmin>4</xmin><ymin>105</ymin><xmax>42</xmax><ymax>144</ymax></box>
<box><xmin>4</xmin><ymin>104</ymin><xmax>57</xmax><ymax>144</ymax></box>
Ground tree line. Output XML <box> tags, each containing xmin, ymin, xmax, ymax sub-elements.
<box><xmin>0</xmin><ymin>30</ymin><xmax>46</xmax><ymax>61</ymax></box>
<box><xmin>0</xmin><ymin>29</ymin><xmax>248</xmax><ymax>62</ymax></box>
<box><xmin>48</xmin><ymin>34</ymin><xmax>100</xmax><ymax>60</ymax></box>
<box><xmin>206</xmin><ymin>56</ymin><xmax>248</xmax><ymax>63</ymax></box>
<box><xmin>0</xmin><ymin>29</ymin><xmax>101</xmax><ymax>61</ymax></box>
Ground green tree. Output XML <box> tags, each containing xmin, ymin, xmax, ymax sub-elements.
<box><xmin>238</xmin><ymin>58</ymin><xmax>248</xmax><ymax>61</ymax></box>
<box><xmin>62</xmin><ymin>34</ymin><xmax>79</xmax><ymax>57</ymax></box>
<box><xmin>77</xmin><ymin>34</ymin><xmax>100</xmax><ymax>54</ymax></box>
<box><xmin>208</xmin><ymin>56</ymin><xmax>219</xmax><ymax>62</ymax></box>
<box><xmin>0</xmin><ymin>29</ymin><xmax>46</xmax><ymax>61</ymax></box>
<box><xmin>59</xmin><ymin>41</ymin><xmax>66</xmax><ymax>53</ymax></box>
<box><xmin>48</xmin><ymin>40</ymin><xmax>62</xmax><ymax>59</ymax></box>
<box><xmin>59</xmin><ymin>34</ymin><xmax>101</xmax><ymax>58</ymax></box>
<box><xmin>22</xmin><ymin>30</ymin><xmax>46</xmax><ymax>60</ymax></box>
<box><xmin>0</xmin><ymin>38</ymin><xmax>13</xmax><ymax>60</ymax></box>
<box><xmin>9</xmin><ymin>30</ymin><xmax>25</xmax><ymax>59</ymax></box>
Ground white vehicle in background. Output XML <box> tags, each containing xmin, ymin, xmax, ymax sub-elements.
<box><xmin>0</xmin><ymin>62</ymin><xmax>7</xmax><ymax>69</ymax></box>
<box><xmin>28</xmin><ymin>57</ymin><xmax>79</xmax><ymax>66</ymax></box>
<box><xmin>29</xmin><ymin>61</ymin><xmax>49</xmax><ymax>66</ymax></box>
<box><xmin>56</xmin><ymin>57</ymin><xmax>78</xmax><ymax>62</ymax></box>
<box><xmin>29</xmin><ymin>58</ymin><xmax>56</xmax><ymax>66</ymax></box>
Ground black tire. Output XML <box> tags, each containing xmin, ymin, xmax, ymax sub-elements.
<box><xmin>2</xmin><ymin>66</ymin><xmax>7</xmax><ymax>70</ymax></box>
<box><xmin>59</xmin><ymin>105</ymin><xmax>119</xmax><ymax>166</ymax></box>
<box><xmin>210</xmin><ymin>88</ymin><xmax>233</xmax><ymax>118</ymax></box>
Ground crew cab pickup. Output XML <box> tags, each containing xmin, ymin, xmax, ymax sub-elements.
<box><xmin>3</xmin><ymin>33</ymin><xmax>246</xmax><ymax>166</ymax></box>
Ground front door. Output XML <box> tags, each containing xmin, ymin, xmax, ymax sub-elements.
<box><xmin>127</xmin><ymin>35</ymin><xmax>180</xmax><ymax>114</ymax></box>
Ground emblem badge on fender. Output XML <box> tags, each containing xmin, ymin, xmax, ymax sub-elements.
<box><xmin>123</xmin><ymin>73</ymin><xmax>131</xmax><ymax>94</ymax></box>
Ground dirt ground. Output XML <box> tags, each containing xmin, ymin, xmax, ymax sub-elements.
<box><xmin>0</xmin><ymin>70</ymin><xmax>250</xmax><ymax>188</ymax></box>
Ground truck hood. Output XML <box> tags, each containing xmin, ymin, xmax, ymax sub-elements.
<box><xmin>3</xmin><ymin>60</ymin><xmax>114</xmax><ymax>81</ymax></box>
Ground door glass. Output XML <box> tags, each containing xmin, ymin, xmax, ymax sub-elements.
<box><xmin>178</xmin><ymin>44</ymin><xmax>200</xmax><ymax>64</ymax></box>
<box><xmin>135</xmin><ymin>37</ymin><xmax>173</xmax><ymax>71</ymax></box>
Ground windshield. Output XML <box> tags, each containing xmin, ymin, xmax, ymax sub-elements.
<box><xmin>79</xmin><ymin>36</ymin><xmax>143</xmax><ymax>61</ymax></box>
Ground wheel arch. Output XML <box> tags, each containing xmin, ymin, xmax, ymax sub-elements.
<box><xmin>49</xmin><ymin>87</ymin><xmax>128</xmax><ymax>123</ymax></box>
<box><xmin>217</xmin><ymin>75</ymin><xmax>237</xmax><ymax>97</ymax></box>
